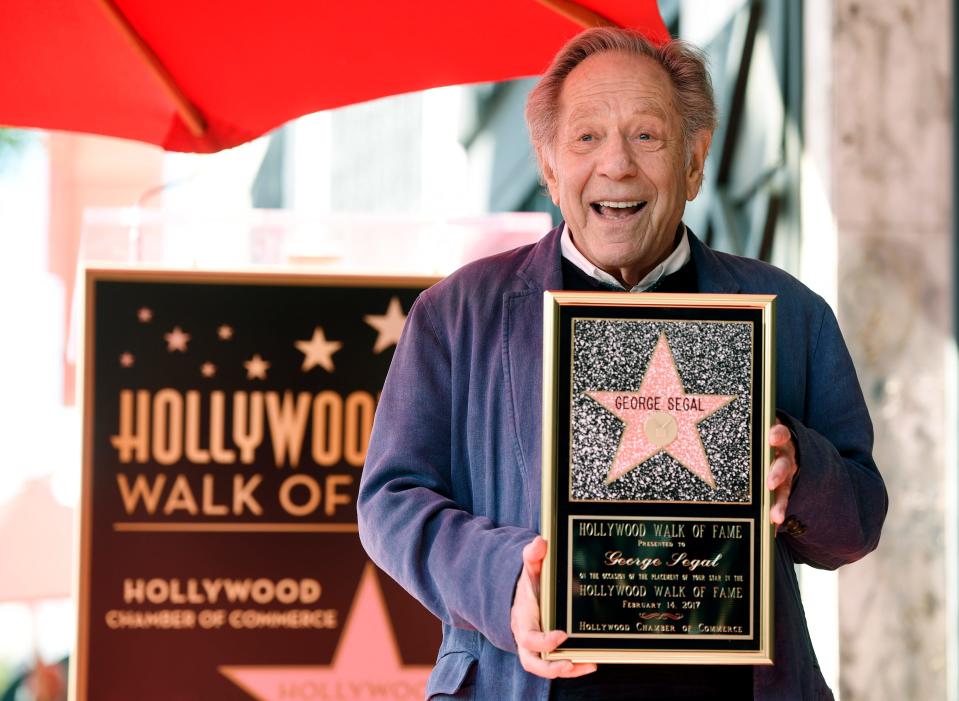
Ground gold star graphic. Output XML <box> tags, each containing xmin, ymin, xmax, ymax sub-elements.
<box><xmin>164</xmin><ymin>326</ymin><xmax>191</xmax><ymax>352</ymax></box>
<box><xmin>244</xmin><ymin>354</ymin><xmax>270</xmax><ymax>380</ymax></box>
<box><xmin>119</xmin><ymin>352</ymin><xmax>135</xmax><ymax>368</ymax></box>
<box><xmin>218</xmin><ymin>324</ymin><xmax>234</xmax><ymax>340</ymax></box>
<box><xmin>137</xmin><ymin>307</ymin><xmax>153</xmax><ymax>323</ymax></box>
<box><xmin>364</xmin><ymin>297</ymin><xmax>408</xmax><ymax>354</ymax></box>
<box><xmin>295</xmin><ymin>327</ymin><xmax>343</xmax><ymax>373</ymax></box>
<box><xmin>201</xmin><ymin>362</ymin><xmax>217</xmax><ymax>378</ymax></box>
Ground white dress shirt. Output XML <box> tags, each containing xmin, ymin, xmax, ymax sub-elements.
<box><xmin>559</xmin><ymin>223</ymin><xmax>690</xmax><ymax>291</ymax></box>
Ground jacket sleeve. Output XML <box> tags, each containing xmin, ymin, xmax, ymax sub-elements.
<box><xmin>776</xmin><ymin>303</ymin><xmax>888</xmax><ymax>570</ymax></box>
<box><xmin>357</xmin><ymin>291</ymin><xmax>536</xmax><ymax>652</ymax></box>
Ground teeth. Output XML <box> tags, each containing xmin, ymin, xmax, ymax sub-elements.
<box><xmin>597</xmin><ymin>201</ymin><xmax>642</xmax><ymax>208</ymax></box>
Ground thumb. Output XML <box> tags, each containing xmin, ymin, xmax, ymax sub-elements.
<box><xmin>522</xmin><ymin>536</ymin><xmax>548</xmax><ymax>578</ymax></box>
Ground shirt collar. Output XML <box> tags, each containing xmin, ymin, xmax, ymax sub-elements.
<box><xmin>559</xmin><ymin>222</ymin><xmax>691</xmax><ymax>291</ymax></box>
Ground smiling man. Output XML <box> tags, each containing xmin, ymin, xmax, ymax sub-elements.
<box><xmin>539</xmin><ymin>49</ymin><xmax>709</xmax><ymax>290</ymax></box>
<box><xmin>358</xmin><ymin>28</ymin><xmax>886</xmax><ymax>701</ymax></box>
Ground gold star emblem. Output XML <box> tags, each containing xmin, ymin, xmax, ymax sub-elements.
<box><xmin>295</xmin><ymin>327</ymin><xmax>343</xmax><ymax>373</ymax></box>
<box><xmin>218</xmin><ymin>324</ymin><xmax>234</xmax><ymax>340</ymax></box>
<box><xmin>244</xmin><ymin>354</ymin><xmax>270</xmax><ymax>380</ymax></box>
<box><xmin>201</xmin><ymin>362</ymin><xmax>217</xmax><ymax>378</ymax></box>
<box><xmin>119</xmin><ymin>352</ymin><xmax>135</xmax><ymax>368</ymax></box>
<box><xmin>164</xmin><ymin>326</ymin><xmax>191</xmax><ymax>352</ymax></box>
<box><xmin>364</xmin><ymin>297</ymin><xmax>408</xmax><ymax>354</ymax></box>
<box><xmin>137</xmin><ymin>307</ymin><xmax>153</xmax><ymax>323</ymax></box>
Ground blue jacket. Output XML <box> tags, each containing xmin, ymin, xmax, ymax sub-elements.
<box><xmin>358</xmin><ymin>226</ymin><xmax>887</xmax><ymax>700</ymax></box>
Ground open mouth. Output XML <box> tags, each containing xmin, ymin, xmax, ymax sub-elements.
<box><xmin>590</xmin><ymin>200</ymin><xmax>647</xmax><ymax>220</ymax></box>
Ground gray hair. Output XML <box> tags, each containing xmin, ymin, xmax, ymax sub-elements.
<box><xmin>525</xmin><ymin>27</ymin><xmax>717</xmax><ymax>168</ymax></box>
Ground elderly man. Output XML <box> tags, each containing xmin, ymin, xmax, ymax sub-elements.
<box><xmin>358</xmin><ymin>27</ymin><xmax>887</xmax><ymax>700</ymax></box>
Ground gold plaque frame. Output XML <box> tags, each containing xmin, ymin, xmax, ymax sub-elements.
<box><xmin>541</xmin><ymin>292</ymin><xmax>775</xmax><ymax>665</ymax></box>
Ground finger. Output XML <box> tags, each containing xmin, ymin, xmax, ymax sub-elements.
<box><xmin>515</xmin><ymin>627</ymin><xmax>566</xmax><ymax>654</ymax></box>
<box><xmin>515</xmin><ymin>629</ymin><xmax>568</xmax><ymax>678</ymax></box>
<box><xmin>768</xmin><ymin>423</ymin><xmax>792</xmax><ymax>448</ymax></box>
<box><xmin>563</xmin><ymin>662</ymin><xmax>599</xmax><ymax>678</ymax></box>
<box><xmin>517</xmin><ymin>644</ymin><xmax>598</xmax><ymax>679</ymax></box>
<box><xmin>517</xmin><ymin>644</ymin><xmax>571</xmax><ymax>678</ymax></box>
<box><xmin>767</xmin><ymin>449</ymin><xmax>795</xmax><ymax>525</ymax></box>
<box><xmin>766</xmin><ymin>454</ymin><xmax>794</xmax><ymax>491</ymax></box>
<box><xmin>522</xmin><ymin>536</ymin><xmax>548</xmax><ymax>578</ymax></box>
<box><xmin>770</xmin><ymin>484</ymin><xmax>790</xmax><ymax>526</ymax></box>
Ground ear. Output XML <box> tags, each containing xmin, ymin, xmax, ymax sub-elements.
<box><xmin>685</xmin><ymin>130</ymin><xmax>712</xmax><ymax>201</ymax></box>
<box><xmin>539</xmin><ymin>147</ymin><xmax>561</xmax><ymax>206</ymax></box>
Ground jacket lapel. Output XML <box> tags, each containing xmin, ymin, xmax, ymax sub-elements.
<box><xmin>688</xmin><ymin>230</ymin><xmax>741</xmax><ymax>293</ymax></box>
<box><xmin>503</xmin><ymin>228</ymin><xmax>563</xmax><ymax>529</ymax></box>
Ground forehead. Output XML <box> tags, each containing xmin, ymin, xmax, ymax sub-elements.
<box><xmin>557</xmin><ymin>51</ymin><xmax>678</xmax><ymax>123</ymax></box>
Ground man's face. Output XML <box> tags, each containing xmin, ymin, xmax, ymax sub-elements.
<box><xmin>542</xmin><ymin>51</ymin><xmax>710</xmax><ymax>286</ymax></box>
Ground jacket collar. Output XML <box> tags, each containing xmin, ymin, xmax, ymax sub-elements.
<box><xmin>515</xmin><ymin>223</ymin><xmax>564</xmax><ymax>292</ymax></box>
<box><xmin>516</xmin><ymin>222</ymin><xmax>742</xmax><ymax>294</ymax></box>
<box><xmin>688</xmin><ymin>229</ymin><xmax>741</xmax><ymax>293</ymax></box>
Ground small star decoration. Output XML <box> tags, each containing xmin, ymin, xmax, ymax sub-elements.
<box><xmin>244</xmin><ymin>354</ymin><xmax>270</xmax><ymax>380</ymax></box>
<box><xmin>364</xmin><ymin>297</ymin><xmax>407</xmax><ymax>354</ymax></box>
<box><xmin>165</xmin><ymin>326</ymin><xmax>191</xmax><ymax>353</ymax></box>
<box><xmin>295</xmin><ymin>327</ymin><xmax>343</xmax><ymax>373</ymax></box>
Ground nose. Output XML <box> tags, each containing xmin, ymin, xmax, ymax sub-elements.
<box><xmin>597</xmin><ymin>135</ymin><xmax>638</xmax><ymax>180</ymax></box>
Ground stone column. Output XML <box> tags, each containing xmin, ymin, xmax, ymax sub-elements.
<box><xmin>826</xmin><ymin>1</ymin><xmax>954</xmax><ymax>699</ymax></box>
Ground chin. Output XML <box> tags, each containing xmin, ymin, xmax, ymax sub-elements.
<box><xmin>594</xmin><ymin>247</ymin><xmax>650</xmax><ymax>269</ymax></box>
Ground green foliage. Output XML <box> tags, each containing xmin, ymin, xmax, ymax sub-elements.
<box><xmin>0</xmin><ymin>656</ymin><xmax>13</xmax><ymax>696</ymax></box>
<box><xmin>0</xmin><ymin>129</ymin><xmax>27</xmax><ymax>160</ymax></box>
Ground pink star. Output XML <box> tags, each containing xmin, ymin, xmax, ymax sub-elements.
<box><xmin>586</xmin><ymin>333</ymin><xmax>735</xmax><ymax>489</ymax></box>
<box><xmin>244</xmin><ymin>354</ymin><xmax>270</xmax><ymax>380</ymax></box>
<box><xmin>137</xmin><ymin>307</ymin><xmax>153</xmax><ymax>323</ymax></box>
<box><xmin>220</xmin><ymin>565</ymin><xmax>429</xmax><ymax>700</ymax></box>
<box><xmin>164</xmin><ymin>326</ymin><xmax>191</xmax><ymax>352</ymax></box>
<box><xmin>119</xmin><ymin>352</ymin><xmax>135</xmax><ymax>368</ymax></box>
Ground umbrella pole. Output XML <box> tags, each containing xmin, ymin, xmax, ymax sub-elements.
<box><xmin>94</xmin><ymin>0</ymin><xmax>208</xmax><ymax>139</ymax></box>
<box><xmin>532</xmin><ymin>0</ymin><xmax>618</xmax><ymax>28</ymax></box>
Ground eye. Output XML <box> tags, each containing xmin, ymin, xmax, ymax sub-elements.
<box><xmin>579</xmin><ymin>133</ymin><xmax>594</xmax><ymax>142</ymax></box>
<box><xmin>638</xmin><ymin>133</ymin><xmax>651</xmax><ymax>141</ymax></box>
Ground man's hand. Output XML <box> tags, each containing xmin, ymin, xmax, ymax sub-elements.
<box><xmin>767</xmin><ymin>420</ymin><xmax>798</xmax><ymax>526</ymax></box>
<box><xmin>510</xmin><ymin>536</ymin><xmax>598</xmax><ymax>679</ymax></box>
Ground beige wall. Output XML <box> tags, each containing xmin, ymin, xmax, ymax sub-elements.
<box><xmin>47</xmin><ymin>133</ymin><xmax>163</xmax><ymax>404</ymax></box>
<box><xmin>821</xmin><ymin>1</ymin><xmax>955</xmax><ymax>699</ymax></box>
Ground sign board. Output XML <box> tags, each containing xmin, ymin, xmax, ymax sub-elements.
<box><xmin>76</xmin><ymin>269</ymin><xmax>441</xmax><ymax>700</ymax></box>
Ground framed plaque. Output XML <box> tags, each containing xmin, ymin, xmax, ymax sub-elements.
<box><xmin>541</xmin><ymin>292</ymin><xmax>776</xmax><ymax>665</ymax></box>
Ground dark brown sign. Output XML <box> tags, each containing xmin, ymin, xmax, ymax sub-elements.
<box><xmin>76</xmin><ymin>269</ymin><xmax>441</xmax><ymax>700</ymax></box>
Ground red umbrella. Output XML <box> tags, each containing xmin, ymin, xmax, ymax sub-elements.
<box><xmin>1</xmin><ymin>0</ymin><xmax>668</xmax><ymax>153</ymax></box>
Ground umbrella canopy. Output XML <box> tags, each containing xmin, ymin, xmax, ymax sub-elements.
<box><xmin>1</xmin><ymin>0</ymin><xmax>668</xmax><ymax>153</ymax></box>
